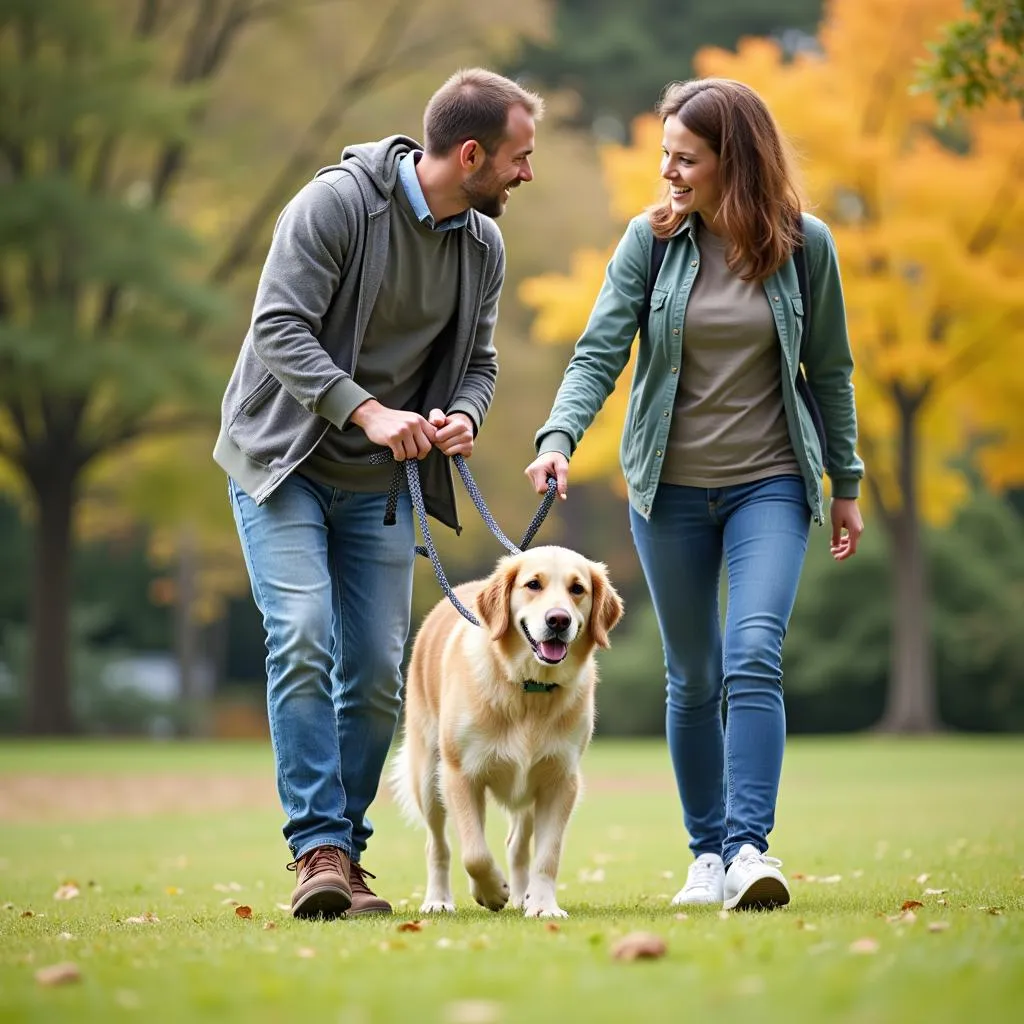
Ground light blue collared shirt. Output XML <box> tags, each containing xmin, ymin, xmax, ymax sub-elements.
<box><xmin>398</xmin><ymin>150</ymin><xmax>469</xmax><ymax>231</ymax></box>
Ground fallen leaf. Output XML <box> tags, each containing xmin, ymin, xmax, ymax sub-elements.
<box><xmin>123</xmin><ymin>912</ymin><xmax>159</xmax><ymax>924</ymax></box>
<box><xmin>820</xmin><ymin>875</ymin><xmax>843</xmax><ymax>884</ymax></box>
<box><xmin>849</xmin><ymin>938</ymin><xmax>880</xmax><ymax>955</ymax></box>
<box><xmin>3</xmin><ymin>902</ymin><xmax>13</xmax><ymax>910</ymax></box>
<box><xmin>981</xmin><ymin>906</ymin><xmax>1003</xmax><ymax>916</ymax></box>
<box><xmin>35</xmin><ymin>962</ymin><xmax>81</xmax><ymax>986</ymax></box>
<box><xmin>928</xmin><ymin>921</ymin><xmax>951</xmax><ymax>933</ymax></box>
<box><xmin>937</xmin><ymin>898</ymin><xmax>949</xmax><ymax>907</ymax></box>
<box><xmin>790</xmin><ymin>872</ymin><xmax>806</xmax><ymax>881</ymax></box>
<box><xmin>20</xmin><ymin>910</ymin><xmax>34</xmax><ymax>918</ymax></box>
<box><xmin>397</xmin><ymin>920</ymin><xmax>425</xmax><ymax>932</ymax></box>
<box><xmin>915</xmin><ymin>873</ymin><xmax>930</xmax><ymax>884</ymax></box>
<box><xmin>544</xmin><ymin>922</ymin><xmax>560</xmax><ymax>933</ymax></box>
<box><xmin>52</xmin><ymin>884</ymin><xmax>80</xmax><ymax>902</ymax></box>
<box><xmin>923</xmin><ymin>888</ymin><xmax>948</xmax><ymax>896</ymax></box>
<box><xmin>234</xmin><ymin>905</ymin><xmax>253</xmax><ymax>919</ymax></box>
<box><xmin>901</xmin><ymin>900</ymin><xmax>924</xmax><ymax>912</ymax></box>
<box><xmin>263</xmin><ymin>922</ymin><xmax>277</xmax><ymax>931</ymax></box>
<box><xmin>610</xmin><ymin>931</ymin><xmax>668</xmax><ymax>961</ymax></box>
<box><xmin>297</xmin><ymin>947</ymin><xmax>316</xmax><ymax>958</ymax></box>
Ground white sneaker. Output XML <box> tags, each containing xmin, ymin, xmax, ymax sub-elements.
<box><xmin>723</xmin><ymin>844</ymin><xmax>791</xmax><ymax>911</ymax></box>
<box><xmin>671</xmin><ymin>853</ymin><xmax>725</xmax><ymax>906</ymax></box>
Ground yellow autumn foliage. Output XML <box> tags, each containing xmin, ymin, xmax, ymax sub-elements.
<box><xmin>519</xmin><ymin>0</ymin><xmax>1024</xmax><ymax>521</ymax></box>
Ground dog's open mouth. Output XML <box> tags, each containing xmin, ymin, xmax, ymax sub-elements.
<box><xmin>521</xmin><ymin>620</ymin><xmax>569</xmax><ymax>665</ymax></box>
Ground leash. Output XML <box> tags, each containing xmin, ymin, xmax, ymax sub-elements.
<box><xmin>369</xmin><ymin>451</ymin><xmax>558</xmax><ymax>629</ymax></box>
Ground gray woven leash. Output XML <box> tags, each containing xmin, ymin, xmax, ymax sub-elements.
<box><xmin>369</xmin><ymin>450</ymin><xmax>557</xmax><ymax>627</ymax></box>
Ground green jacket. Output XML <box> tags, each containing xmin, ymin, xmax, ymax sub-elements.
<box><xmin>535</xmin><ymin>212</ymin><xmax>863</xmax><ymax>524</ymax></box>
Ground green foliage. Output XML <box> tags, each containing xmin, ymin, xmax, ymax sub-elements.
<box><xmin>918</xmin><ymin>0</ymin><xmax>1024</xmax><ymax>116</ymax></box>
<box><xmin>505</xmin><ymin>0</ymin><xmax>823</xmax><ymax>129</ymax></box>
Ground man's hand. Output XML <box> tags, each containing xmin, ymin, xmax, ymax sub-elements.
<box><xmin>427</xmin><ymin>409</ymin><xmax>475</xmax><ymax>457</ymax></box>
<box><xmin>830</xmin><ymin>497</ymin><xmax>864</xmax><ymax>561</ymax></box>
<box><xmin>350</xmin><ymin>399</ymin><xmax>435</xmax><ymax>461</ymax></box>
<box><xmin>524</xmin><ymin>452</ymin><xmax>569</xmax><ymax>500</ymax></box>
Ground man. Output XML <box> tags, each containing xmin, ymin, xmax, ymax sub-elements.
<box><xmin>214</xmin><ymin>68</ymin><xmax>543</xmax><ymax>918</ymax></box>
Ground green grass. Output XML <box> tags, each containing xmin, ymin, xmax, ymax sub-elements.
<box><xmin>1</xmin><ymin>737</ymin><xmax>1022</xmax><ymax>1023</ymax></box>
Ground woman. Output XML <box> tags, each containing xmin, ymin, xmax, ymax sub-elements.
<box><xmin>525</xmin><ymin>78</ymin><xmax>864</xmax><ymax>910</ymax></box>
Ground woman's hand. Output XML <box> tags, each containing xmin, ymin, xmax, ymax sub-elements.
<box><xmin>830</xmin><ymin>497</ymin><xmax>864</xmax><ymax>561</ymax></box>
<box><xmin>525</xmin><ymin>452</ymin><xmax>569</xmax><ymax>500</ymax></box>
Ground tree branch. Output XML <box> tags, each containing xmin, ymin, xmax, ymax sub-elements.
<box><xmin>967</xmin><ymin>144</ymin><xmax>1024</xmax><ymax>255</ymax></box>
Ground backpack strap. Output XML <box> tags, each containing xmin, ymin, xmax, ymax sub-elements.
<box><xmin>640</xmin><ymin>235</ymin><xmax>670</xmax><ymax>341</ymax></box>
<box><xmin>791</xmin><ymin>218</ymin><xmax>828</xmax><ymax>466</ymax></box>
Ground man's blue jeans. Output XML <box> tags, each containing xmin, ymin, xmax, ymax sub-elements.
<box><xmin>629</xmin><ymin>474</ymin><xmax>810</xmax><ymax>867</ymax></box>
<box><xmin>229</xmin><ymin>473</ymin><xmax>415</xmax><ymax>863</ymax></box>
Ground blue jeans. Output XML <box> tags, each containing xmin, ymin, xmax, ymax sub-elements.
<box><xmin>629</xmin><ymin>474</ymin><xmax>809</xmax><ymax>867</ymax></box>
<box><xmin>228</xmin><ymin>473</ymin><xmax>415</xmax><ymax>863</ymax></box>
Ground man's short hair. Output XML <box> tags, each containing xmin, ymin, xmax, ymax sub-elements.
<box><xmin>423</xmin><ymin>68</ymin><xmax>544</xmax><ymax>157</ymax></box>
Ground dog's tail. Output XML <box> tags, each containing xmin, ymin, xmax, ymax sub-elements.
<box><xmin>387</xmin><ymin>730</ymin><xmax>428</xmax><ymax>827</ymax></box>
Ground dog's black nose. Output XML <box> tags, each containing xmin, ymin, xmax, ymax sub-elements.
<box><xmin>545</xmin><ymin>607</ymin><xmax>572</xmax><ymax>633</ymax></box>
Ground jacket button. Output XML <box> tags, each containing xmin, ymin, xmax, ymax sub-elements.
<box><xmin>656</xmin><ymin>449</ymin><xmax>663</xmax><ymax>457</ymax></box>
<box><xmin>773</xmin><ymin>295</ymin><xmax>780</xmax><ymax>301</ymax></box>
<box><xmin>643</xmin><ymin>504</ymin><xmax>650</xmax><ymax>513</ymax></box>
<box><xmin>690</xmin><ymin>260</ymin><xmax>698</xmax><ymax>268</ymax></box>
<box><xmin>671</xmin><ymin>366</ymin><xmax>678</xmax><ymax>373</ymax></box>
<box><xmin>663</xmin><ymin>410</ymin><xmax>670</xmax><ymax>417</ymax></box>
<box><xmin>672</xmin><ymin>328</ymin><xmax>679</xmax><ymax>335</ymax></box>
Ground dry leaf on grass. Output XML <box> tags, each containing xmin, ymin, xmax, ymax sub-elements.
<box><xmin>397</xmin><ymin>920</ymin><xmax>425</xmax><ymax>932</ymax></box>
<box><xmin>35</xmin><ymin>962</ymin><xmax>81</xmax><ymax>986</ymax></box>
<box><xmin>915</xmin><ymin>873</ymin><xmax>930</xmax><ymax>884</ymax></box>
<box><xmin>20</xmin><ymin>910</ymin><xmax>34</xmax><ymax>918</ymax></box>
<box><xmin>53</xmin><ymin>883</ymin><xmax>80</xmax><ymax>901</ymax></box>
<box><xmin>234</xmin><ymin>905</ymin><xmax>252</xmax><ymax>919</ymax></box>
<box><xmin>610</xmin><ymin>931</ymin><xmax>668</xmax><ymax>961</ymax></box>
<box><xmin>849</xmin><ymin>938</ymin><xmax>880</xmax><ymax>955</ymax></box>
<box><xmin>923</xmin><ymin>888</ymin><xmax>948</xmax><ymax>896</ymax></box>
<box><xmin>263</xmin><ymin>921</ymin><xmax>277</xmax><ymax>931</ymax></box>
<box><xmin>123</xmin><ymin>912</ymin><xmax>159</xmax><ymax>924</ymax></box>
<box><xmin>544</xmin><ymin>922</ymin><xmax>560</xmax><ymax>933</ymax></box>
<box><xmin>901</xmin><ymin>900</ymin><xmax>924</xmax><ymax>912</ymax></box>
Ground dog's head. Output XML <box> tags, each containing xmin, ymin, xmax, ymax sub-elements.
<box><xmin>475</xmin><ymin>545</ymin><xmax>624</xmax><ymax>667</ymax></box>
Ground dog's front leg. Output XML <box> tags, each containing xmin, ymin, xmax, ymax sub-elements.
<box><xmin>523</xmin><ymin>771</ymin><xmax>579</xmax><ymax>918</ymax></box>
<box><xmin>441</xmin><ymin>761</ymin><xmax>509</xmax><ymax>912</ymax></box>
<box><xmin>506</xmin><ymin>809</ymin><xmax>534</xmax><ymax>909</ymax></box>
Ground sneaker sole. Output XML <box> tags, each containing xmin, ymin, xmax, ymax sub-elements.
<box><xmin>345</xmin><ymin>904</ymin><xmax>393</xmax><ymax>917</ymax></box>
<box><xmin>723</xmin><ymin>875</ymin><xmax>790</xmax><ymax>911</ymax></box>
<box><xmin>291</xmin><ymin>884</ymin><xmax>352</xmax><ymax>919</ymax></box>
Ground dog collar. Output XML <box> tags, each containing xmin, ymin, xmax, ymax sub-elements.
<box><xmin>522</xmin><ymin>680</ymin><xmax>559</xmax><ymax>693</ymax></box>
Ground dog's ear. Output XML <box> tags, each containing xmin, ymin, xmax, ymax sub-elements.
<box><xmin>588</xmin><ymin>561</ymin><xmax>624</xmax><ymax>649</ymax></box>
<box><xmin>475</xmin><ymin>557</ymin><xmax>518</xmax><ymax>640</ymax></box>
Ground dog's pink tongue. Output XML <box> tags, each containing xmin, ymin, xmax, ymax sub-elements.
<box><xmin>539</xmin><ymin>639</ymin><xmax>568</xmax><ymax>663</ymax></box>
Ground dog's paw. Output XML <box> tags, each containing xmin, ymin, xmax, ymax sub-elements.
<box><xmin>470</xmin><ymin>873</ymin><xmax>510</xmax><ymax>912</ymax></box>
<box><xmin>420</xmin><ymin>899</ymin><xmax>456</xmax><ymax>914</ymax></box>
<box><xmin>524</xmin><ymin>902</ymin><xmax>569</xmax><ymax>919</ymax></box>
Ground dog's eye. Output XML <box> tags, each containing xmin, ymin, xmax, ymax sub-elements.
<box><xmin>569</xmin><ymin>582</ymin><xmax>586</xmax><ymax>596</ymax></box>
<box><xmin>524</xmin><ymin>579</ymin><xmax>543</xmax><ymax>591</ymax></box>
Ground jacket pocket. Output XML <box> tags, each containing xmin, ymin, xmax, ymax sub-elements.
<box><xmin>239</xmin><ymin>373</ymin><xmax>279</xmax><ymax>417</ymax></box>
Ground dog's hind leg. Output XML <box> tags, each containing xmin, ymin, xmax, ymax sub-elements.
<box><xmin>506</xmin><ymin>809</ymin><xmax>534</xmax><ymax>909</ymax></box>
<box><xmin>420</xmin><ymin>765</ymin><xmax>455</xmax><ymax>913</ymax></box>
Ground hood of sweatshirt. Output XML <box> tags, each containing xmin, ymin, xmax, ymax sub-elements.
<box><xmin>315</xmin><ymin>135</ymin><xmax>420</xmax><ymax>199</ymax></box>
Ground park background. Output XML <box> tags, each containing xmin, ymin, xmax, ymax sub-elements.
<box><xmin>1</xmin><ymin>2</ymin><xmax>1022</xmax><ymax>1022</ymax></box>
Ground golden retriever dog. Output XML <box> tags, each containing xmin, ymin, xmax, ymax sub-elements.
<box><xmin>390</xmin><ymin>546</ymin><xmax>623</xmax><ymax>918</ymax></box>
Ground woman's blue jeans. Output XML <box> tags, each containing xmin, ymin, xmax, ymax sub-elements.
<box><xmin>229</xmin><ymin>473</ymin><xmax>415</xmax><ymax>863</ymax></box>
<box><xmin>629</xmin><ymin>474</ymin><xmax>809</xmax><ymax>867</ymax></box>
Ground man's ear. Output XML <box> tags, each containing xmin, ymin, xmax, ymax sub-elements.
<box><xmin>475</xmin><ymin>557</ymin><xmax>518</xmax><ymax>640</ymax></box>
<box><xmin>459</xmin><ymin>138</ymin><xmax>484</xmax><ymax>171</ymax></box>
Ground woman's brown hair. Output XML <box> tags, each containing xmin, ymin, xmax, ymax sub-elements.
<box><xmin>649</xmin><ymin>79</ymin><xmax>802</xmax><ymax>281</ymax></box>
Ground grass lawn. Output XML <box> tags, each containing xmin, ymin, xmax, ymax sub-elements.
<box><xmin>0</xmin><ymin>737</ymin><xmax>1021</xmax><ymax>1022</ymax></box>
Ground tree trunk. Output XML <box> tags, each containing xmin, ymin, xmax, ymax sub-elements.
<box><xmin>26</xmin><ymin>460</ymin><xmax>78</xmax><ymax>735</ymax></box>
<box><xmin>877</xmin><ymin>391</ymin><xmax>941</xmax><ymax>732</ymax></box>
<box><xmin>175</xmin><ymin>523</ymin><xmax>208</xmax><ymax>737</ymax></box>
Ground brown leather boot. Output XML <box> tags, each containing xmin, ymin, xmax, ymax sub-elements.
<box><xmin>288</xmin><ymin>845</ymin><xmax>352</xmax><ymax>919</ymax></box>
<box><xmin>347</xmin><ymin>862</ymin><xmax>392</xmax><ymax>916</ymax></box>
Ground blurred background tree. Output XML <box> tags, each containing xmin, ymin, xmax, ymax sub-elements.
<box><xmin>917</xmin><ymin>0</ymin><xmax>1024</xmax><ymax>117</ymax></box>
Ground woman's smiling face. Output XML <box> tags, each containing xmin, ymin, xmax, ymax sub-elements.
<box><xmin>660</xmin><ymin>116</ymin><xmax>724</xmax><ymax>231</ymax></box>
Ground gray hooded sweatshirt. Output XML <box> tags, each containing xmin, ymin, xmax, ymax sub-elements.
<box><xmin>213</xmin><ymin>135</ymin><xmax>505</xmax><ymax>531</ymax></box>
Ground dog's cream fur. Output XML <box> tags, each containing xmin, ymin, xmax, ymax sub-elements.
<box><xmin>390</xmin><ymin>545</ymin><xmax>623</xmax><ymax>918</ymax></box>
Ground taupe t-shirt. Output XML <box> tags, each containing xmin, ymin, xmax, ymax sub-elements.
<box><xmin>300</xmin><ymin>175</ymin><xmax>460</xmax><ymax>491</ymax></box>
<box><xmin>660</xmin><ymin>225</ymin><xmax>800</xmax><ymax>487</ymax></box>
